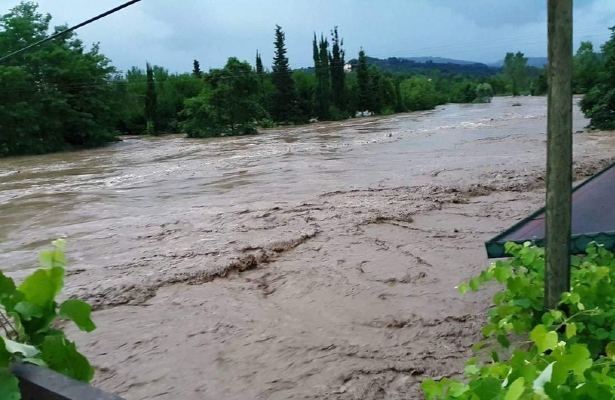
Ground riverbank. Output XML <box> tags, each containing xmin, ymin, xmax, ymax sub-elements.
<box><xmin>1</xmin><ymin>96</ymin><xmax>614</xmax><ymax>399</ymax></box>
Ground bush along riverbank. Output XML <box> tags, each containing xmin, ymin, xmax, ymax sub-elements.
<box><xmin>423</xmin><ymin>242</ymin><xmax>615</xmax><ymax>399</ymax></box>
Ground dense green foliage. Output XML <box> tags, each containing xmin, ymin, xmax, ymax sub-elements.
<box><xmin>423</xmin><ymin>242</ymin><xmax>615</xmax><ymax>399</ymax></box>
<box><xmin>0</xmin><ymin>2</ymin><xmax>118</xmax><ymax>156</ymax></box>
<box><xmin>181</xmin><ymin>57</ymin><xmax>262</xmax><ymax>137</ymax></box>
<box><xmin>0</xmin><ymin>239</ymin><xmax>96</xmax><ymax>399</ymax></box>
<box><xmin>580</xmin><ymin>27</ymin><xmax>615</xmax><ymax>130</ymax></box>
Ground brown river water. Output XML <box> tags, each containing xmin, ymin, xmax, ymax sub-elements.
<box><xmin>0</xmin><ymin>96</ymin><xmax>614</xmax><ymax>399</ymax></box>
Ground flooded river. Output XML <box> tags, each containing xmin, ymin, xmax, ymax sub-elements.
<box><xmin>0</xmin><ymin>96</ymin><xmax>614</xmax><ymax>399</ymax></box>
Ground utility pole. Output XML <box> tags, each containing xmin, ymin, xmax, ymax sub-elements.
<box><xmin>545</xmin><ymin>0</ymin><xmax>573</xmax><ymax>309</ymax></box>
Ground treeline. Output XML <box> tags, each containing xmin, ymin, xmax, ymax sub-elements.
<box><xmin>2</xmin><ymin>1</ymin><xmax>601</xmax><ymax>158</ymax></box>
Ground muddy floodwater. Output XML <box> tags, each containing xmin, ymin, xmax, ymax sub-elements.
<box><xmin>1</xmin><ymin>96</ymin><xmax>614</xmax><ymax>399</ymax></box>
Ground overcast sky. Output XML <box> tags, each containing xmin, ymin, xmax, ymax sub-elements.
<box><xmin>3</xmin><ymin>0</ymin><xmax>615</xmax><ymax>73</ymax></box>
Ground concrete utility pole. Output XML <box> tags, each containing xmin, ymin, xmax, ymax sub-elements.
<box><xmin>545</xmin><ymin>0</ymin><xmax>573</xmax><ymax>309</ymax></box>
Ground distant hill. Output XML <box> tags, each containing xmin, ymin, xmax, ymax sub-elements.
<box><xmin>489</xmin><ymin>57</ymin><xmax>548</xmax><ymax>68</ymax></box>
<box><xmin>402</xmin><ymin>56</ymin><xmax>483</xmax><ymax>65</ymax></box>
<box><xmin>346</xmin><ymin>56</ymin><xmax>498</xmax><ymax>77</ymax></box>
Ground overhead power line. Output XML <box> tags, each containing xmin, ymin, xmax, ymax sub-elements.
<box><xmin>0</xmin><ymin>0</ymin><xmax>142</xmax><ymax>63</ymax></box>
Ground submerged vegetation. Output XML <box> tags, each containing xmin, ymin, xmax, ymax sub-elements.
<box><xmin>423</xmin><ymin>243</ymin><xmax>615</xmax><ymax>399</ymax></box>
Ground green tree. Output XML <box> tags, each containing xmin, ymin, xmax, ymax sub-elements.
<box><xmin>181</xmin><ymin>57</ymin><xmax>262</xmax><ymax>137</ymax></box>
<box><xmin>399</xmin><ymin>76</ymin><xmax>439</xmax><ymax>111</ymax></box>
<box><xmin>530</xmin><ymin>69</ymin><xmax>548</xmax><ymax>96</ymax></box>
<box><xmin>0</xmin><ymin>2</ymin><xmax>119</xmax><ymax>156</ymax></box>
<box><xmin>475</xmin><ymin>82</ymin><xmax>494</xmax><ymax>103</ymax></box>
<box><xmin>581</xmin><ymin>27</ymin><xmax>615</xmax><ymax>129</ymax></box>
<box><xmin>356</xmin><ymin>49</ymin><xmax>370</xmax><ymax>111</ymax></box>
<box><xmin>192</xmin><ymin>59</ymin><xmax>202</xmax><ymax>78</ymax></box>
<box><xmin>573</xmin><ymin>41</ymin><xmax>601</xmax><ymax>94</ymax></box>
<box><xmin>271</xmin><ymin>25</ymin><xmax>297</xmax><ymax>122</ymax></box>
<box><xmin>329</xmin><ymin>26</ymin><xmax>346</xmax><ymax>111</ymax></box>
<box><xmin>145</xmin><ymin>62</ymin><xmax>158</xmax><ymax>135</ymax></box>
<box><xmin>314</xmin><ymin>35</ymin><xmax>330</xmax><ymax>119</ymax></box>
<box><xmin>449</xmin><ymin>79</ymin><xmax>477</xmax><ymax>103</ymax></box>
<box><xmin>503</xmin><ymin>51</ymin><xmax>528</xmax><ymax>96</ymax></box>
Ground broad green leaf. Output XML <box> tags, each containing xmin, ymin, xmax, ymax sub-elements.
<box><xmin>59</xmin><ymin>299</ymin><xmax>96</xmax><ymax>332</ymax></box>
<box><xmin>469</xmin><ymin>377</ymin><xmax>502</xmax><ymax>400</ymax></box>
<box><xmin>0</xmin><ymin>272</ymin><xmax>16</xmax><ymax>298</ymax></box>
<box><xmin>532</xmin><ymin>362</ymin><xmax>554</xmax><ymax>395</ymax></box>
<box><xmin>448</xmin><ymin>381</ymin><xmax>469</xmax><ymax>397</ymax></box>
<box><xmin>3</xmin><ymin>338</ymin><xmax>39</xmax><ymax>358</ymax></box>
<box><xmin>464</xmin><ymin>364</ymin><xmax>480</xmax><ymax>376</ymax></box>
<box><xmin>18</xmin><ymin>266</ymin><xmax>64</xmax><ymax>310</ymax></box>
<box><xmin>469</xmin><ymin>277</ymin><xmax>481</xmax><ymax>292</ymax></box>
<box><xmin>494</xmin><ymin>265</ymin><xmax>511</xmax><ymax>283</ymax></box>
<box><xmin>504</xmin><ymin>377</ymin><xmax>525</xmax><ymax>400</ymax></box>
<box><xmin>530</xmin><ymin>325</ymin><xmax>558</xmax><ymax>353</ymax></box>
<box><xmin>457</xmin><ymin>283</ymin><xmax>469</xmax><ymax>294</ymax></box>
<box><xmin>40</xmin><ymin>335</ymin><xmax>94</xmax><ymax>382</ymax></box>
<box><xmin>13</xmin><ymin>301</ymin><xmax>43</xmax><ymax>320</ymax></box>
<box><xmin>565</xmin><ymin>323</ymin><xmax>577</xmax><ymax>339</ymax></box>
<box><xmin>422</xmin><ymin>379</ymin><xmax>444</xmax><ymax>399</ymax></box>
<box><xmin>0</xmin><ymin>368</ymin><xmax>20</xmax><ymax>400</ymax></box>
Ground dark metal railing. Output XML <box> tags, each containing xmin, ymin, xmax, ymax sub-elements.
<box><xmin>12</xmin><ymin>363</ymin><xmax>124</xmax><ymax>400</ymax></box>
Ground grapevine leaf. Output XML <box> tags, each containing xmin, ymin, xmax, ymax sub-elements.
<box><xmin>448</xmin><ymin>381</ymin><xmax>469</xmax><ymax>397</ymax></box>
<box><xmin>469</xmin><ymin>277</ymin><xmax>481</xmax><ymax>292</ymax></box>
<box><xmin>18</xmin><ymin>266</ymin><xmax>64</xmax><ymax>310</ymax></box>
<box><xmin>422</xmin><ymin>379</ymin><xmax>443</xmax><ymax>399</ymax></box>
<box><xmin>0</xmin><ymin>368</ymin><xmax>20</xmax><ymax>400</ymax></box>
<box><xmin>41</xmin><ymin>335</ymin><xmax>94</xmax><ymax>382</ymax></box>
<box><xmin>532</xmin><ymin>362</ymin><xmax>554</xmax><ymax>395</ymax></box>
<box><xmin>504</xmin><ymin>377</ymin><xmax>525</xmax><ymax>400</ymax></box>
<box><xmin>530</xmin><ymin>325</ymin><xmax>557</xmax><ymax>353</ymax></box>
<box><xmin>59</xmin><ymin>299</ymin><xmax>96</xmax><ymax>332</ymax></box>
<box><xmin>565</xmin><ymin>323</ymin><xmax>577</xmax><ymax>339</ymax></box>
<box><xmin>13</xmin><ymin>301</ymin><xmax>43</xmax><ymax>320</ymax></box>
<box><xmin>3</xmin><ymin>338</ymin><xmax>39</xmax><ymax>358</ymax></box>
<box><xmin>457</xmin><ymin>283</ymin><xmax>469</xmax><ymax>295</ymax></box>
<box><xmin>469</xmin><ymin>377</ymin><xmax>502</xmax><ymax>400</ymax></box>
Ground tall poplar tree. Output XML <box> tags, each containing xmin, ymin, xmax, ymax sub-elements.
<box><xmin>315</xmin><ymin>35</ymin><xmax>331</xmax><ymax>119</ymax></box>
<box><xmin>192</xmin><ymin>59</ymin><xmax>202</xmax><ymax>78</ymax></box>
<box><xmin>145</xmin><ymin>62</ymin><xmax>158</xmax><ymax>135</ymax></box>
<box><xmin>356</xmin><ymin>49</ymin><xmax>370</xmax><ymax>111</ymax></box>
<box><xmin>255</xmin><ymin>50</ymin><xmax>266</xmax><ymax>106</ymax></box>
<box><xmin>271</xmin><ymin>25</ymin><xmax>296</xmax><ymax>122</ymax></box>
<box><xmin>329</xmin><ymin>26</ymin><xmax>346</xmax><ymax>111</ymax></box>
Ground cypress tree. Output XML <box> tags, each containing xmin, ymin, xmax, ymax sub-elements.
<box><xmin>255</xmin><ymin>50</ymin><xmax>264</xmax><ymax>77</ymax></box>
<box><xmin>316</xmin><ymin>35</ymin><xmax>330</xmax><ymax>119</ymax></box>
<box><xmin>145</xmin><ymin>62</ymin><xmax>158</xmax><ymax>135</ymax></box>
<box><xmin>255</xmin><ymin>50</ymin><xmax>266</xmax><ymax>107</ymax></box>
<box><xmin>192</xmin><ymin>59</ymin><xmax>202</xmax><ymax>78</ymax></box>
<box><xmin>271</xmin><ymin>25</ymin><xmax>297</xmax><ymax>122</ymax></box>
<box><xmin>329</xmin><ymin>26</ymin><xmax>346</xmax><ymax>111</ymax></box>
<box><xmin>356</xmin><ymin>49</ymin><xmax>370</xmax><ymax>111</ymax></box>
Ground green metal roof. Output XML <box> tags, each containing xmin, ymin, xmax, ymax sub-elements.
<box><xmin>485</xmin><ymin>162</ymin><xmax>615</xmax><ymax>258</ymax></box>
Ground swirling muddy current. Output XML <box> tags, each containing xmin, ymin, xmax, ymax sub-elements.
<box><xmin>1</xmin><ymin>96</ymin><xmax>614</xmax><ymax>399</ymax></box>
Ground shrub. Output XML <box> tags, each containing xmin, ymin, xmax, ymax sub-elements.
<box><xmin>423</xmin><ymin>242</ymin><xmax>615</xmax><ymax>399</ymax></box>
